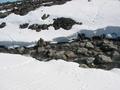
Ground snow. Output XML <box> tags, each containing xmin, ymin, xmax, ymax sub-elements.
<box><xmin>0</xmin><ymin>0</ymin><xmax>120</xmax><ymax>45</ymax></box>
<box><xmin>0</xmin><ymin>53</ymin><xmax>120</xmax><ymax>90</ymax></box>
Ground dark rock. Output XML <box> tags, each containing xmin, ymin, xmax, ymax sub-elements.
<box><xmin>41</xmin><ymin>14</ymin><xmax>50</xmax><ymax>20</ymax></box>
<box><xmin>100</xmin><ymin>40</ymin><xmax>117</xmax><ymax>51</ymax></box>
<box><xmin>112</xmin><ymin>51</ymin><xmax>120</xmax><ymax>61</ymax></box>
<box><xmin>0</xmin><ymin>12</ymin><xmax>9</xmax><ymax>18</ymax></box>
<box><xmin>28</xmin><ymin>24</ymin><xmax>40</xmax><ymax>30</ymax></box>
<box><xmin>77</xmin><ymin>48</ymin><xmax>88</xmax><ymax>56</ymax></box>
<box><xmin>0</xmin><ymin>22</ymin><xmax>6</xmax><ymax>28</ymax></box>
<box><xmin>53</xmin><ymin>17</ymin><xmax>81</xmax><ymax>30</ymax></box>
<box><xmin>19</xmin><ymin>23</ymin><xmax>29</xmax><ymax>29</ymax></box>
<box><xmin>16</xmin><ymin>47</ymin><xmax>25</xmax><ymax>54</ymax></box>
<box><xmin>37</xmin><ymin>38</ymin><xmax>46</xmax><ymax>47</ymax></box>
<box><xmin>95</xmin><ymin>55</ymin><xmax>112</xmax><ymax>64</ymax></box>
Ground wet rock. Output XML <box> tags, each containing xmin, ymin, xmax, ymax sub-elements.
<box><xmin>19</xmin><ymin>23</ymin><xmax>29</xmax><ymax>29</ymax></box>
<box><xmin>0</xmin><ymin>22</ymin><xmax>6</xmax><ymax>28</ymax></box>
<box><xmin>95</xmin><ymin>55</ymin><xmax>112</xmax><ymax>64</ymax></box>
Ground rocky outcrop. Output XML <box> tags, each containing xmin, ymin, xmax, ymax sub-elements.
<box><xmin>0</xmin><ymin>0</ymin><xmax>71</xmax><ymax>18</ymax></box>
<box><xmin>53</xmin><ymin>17</ymin><xmax>82</xmax><ymax>30</ymax></box>
<box><xmin>0</xmin><ymin>37</ymin><xmax>120</xmax><ymax>70</ymax></box>
<box><xmin>19</xmin><ymin>17</ymin><xmax>82</xmax><ymax>31</ymax></box>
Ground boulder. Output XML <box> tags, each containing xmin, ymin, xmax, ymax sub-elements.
<box><xmin>41</xmin><ymin>14</ymin><xmax>50</xmax><ymax>20</ymax></box>
<box><xmin>64</xmin><ymin>51</ymin><xmax>76</xmax><ymax>59</ymax></box>
<box><xmin>77</xmin><ymin>48</ymin><xmax>88</xmax><ymax>55</ymax></box>
<box><xmin>55</xmin><ymin>51</ymin><xmax>67</xmax><ymax>60</ymax></box>
<box><xmin>0</xmin><ymin>22</ymin><xmax>6</xmax><ymax>28</ymax></box>
<box><xmin>95</xmin><ymin>55</ymin><xmax>112</xmax><ymax>64</ymax></box>
<box><xmin>53</xmin><ymin>17</ymin><xmax>80</xmax><ymax>30</ymax></box>
<box><xmin>19</xmin><ymin>23</ymin><xmax>29</xmax><ymax>29</ymax></box>
<box><xmin>85</xmin><ymin>42</ymin><xmax>94</xmax><ymax>49</ymax></box>
<box><xmin>37</xmin><ymin>38</ymin><xmax>46</xmax><ymax>47</ymax></box>
<box><xmin>79</xmin><ymin>64</ymin><xmax>89</xmax><ymax>68</ymax></box>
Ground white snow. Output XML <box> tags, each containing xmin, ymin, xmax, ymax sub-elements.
<box><xmin>0</xmin><ymin>0</ymin><xmax>120</xmax><ymax>45</ymax></box>
<box><xmin>0</xmin><ymin>53</ymin><xmax>120</xmax><ymax>90</ymax></box>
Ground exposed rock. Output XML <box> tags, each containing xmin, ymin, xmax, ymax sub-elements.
<box><xmin>77</xmin><ymin>48</ymin><xmax>88</xmax><ymax>55</ymax></box>
<box><xmin>41</xmin><ymin>14</ymin><xmax>50</xmax><ymax>20</ymax></box>
<box><xmin>55</xmin><ymin>51</ymin><xmax>67</xmax><ymax>60</ymax></box>
<box><xmin>37</xmin><ymin>38</ymin><xmax>46</xmax><ymax>47</ymax></box>
<box><xmin>16</xmin><ymin>47</ymin><xmax>25</xmax><ymax>54</ymax></box>
<box><xmin>37</xmin><ymin>47</ymin><xmax>45</xmax><ymax>53</ymax></box>
<box><xmin>28</xmin><ymin>24</ymin><xmax>41</xmax><ymax>30</ymax></box>
<box><xmin>53</xmin><ymin>17</ymin><xmax>82</xmax><ymax>30</ymax></box>
<box><xmin>28</xmin><ymin>24</ymin><xmax>49</xmax><ymax>31</ymax></box>
<box><xmin>85</xmin><ymin>42</ymin><xmax>94</xmax><ymax>49</ymax></box>
<box><xmin>112</xmin><ymin>51</ymin><xmax>120</xmax><ymax>61</ymax></box>
<box><xmin>0</xmin><ymin>22</ymin><xmax>6</xmax><ymax>28</ymax></box>
<box><xmin>0</xmin><ymin>12</ymin><xmax>9</xmax><ymax>18</ymax></box>
<box><xmin>79</xmin><ymin>64</ymin><xmax>89</xmax><ymax>68</ymax></box>
<box><xmin>19</xmin><ymin>23</ymin><xmax>29</xmax><ymax>29</ymax></box>
<box><xmin>95</xmin><ymin>55</ymin><xmax>112</xmax><ymax>64</ymax></box>
<box><xmin>86</xmin><ymin>57</ymin><xmax>95</xmax><ymax>65</ymax></box>
<box><xmin>64</xmin><ymin>51</ymin><xmax>76</xmax><ymax>60</ymax></box>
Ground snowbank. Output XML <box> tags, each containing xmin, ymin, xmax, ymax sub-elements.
<box><xmin>0</xmin><ymin>53</ymin><xmax>120</xmax><ymax>90</ymax></box>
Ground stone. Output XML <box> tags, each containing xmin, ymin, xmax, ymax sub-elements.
<box><xmin>64</xmin><ymin>51</ymin><xmax>76</xmax><ymax>59</ymax></box>
<box><xmin>19</xmin><ymin>23</ymin><xmax>29</xmax><ymax>29</ymax></box>
<box><xmin>95</xmin><ymin>55</ymin><xmax>112</xmax><ymax>64</ymax></box>
<box><xmin>37</xmin><ymin>38</ymin><xmax>46</xmax><ymax>47</ymax></box>
<box><xmin>112</xmin><ymin>51</ymin><xmax>120</xmax><ymax>61</ymax></box>
<box><xmin>37</xmin><ymin>47</ymin><xmax>45</xmax><ymax>53</ymax></box>
<box><xmin>53</xmin><ymin>17</ymin><xmax>78</xmax><ymax>30</ymax></box>
<box><xmin>79</xmin><ymin>64</ymin><xmax>89</xmax><ymax>68</ymax></box>
<box><xmin>0</xmin><ymin>12</ymin><xmax>9</xmax><ymax>18</ymax></box>
<box><xmin>41</xmin><ymin>14</ymin><xmax>50</xmax><ymax>20</ymax></box>
<box><xmin>0</xmin><ymin>22</ymin><xmax>6</xmax><ymax>28</ymax></box>
<box><xmin>47</xmin><ymin>49</ymin><xmax>56</xmax><ymax>58</ymax></box>
<box><xmin>86</xmin><ymin>57</ymin><xmax>95</xmax><ymax>65</ymax></box>
<box><xmin>85</xmin><ymin>42</ymin><xmax>94</xmax><ymax>49</ymax></box>
<box><xmin>77</xmin><ymin>48</ymin><xmax>88</xmax><ymax>55</ymax></box>
<box><xmin>17</xmin><ymin>47</ymin><xmax>25</xmax><ymax>54</ymax></box>
<box><xmin>55</xmin><ymin>51</ymin><xmax>67</xmax><ymax>60</ymax></box>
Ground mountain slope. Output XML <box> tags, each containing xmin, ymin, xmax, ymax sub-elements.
<box><xmin>0</xmin><ymin>0</ymin><xmax>120</xmax><ymax>46</ymax></box>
